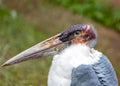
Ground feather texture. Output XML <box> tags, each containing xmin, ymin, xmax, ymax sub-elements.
<box><xmin>48</xmin><ymin>44</ymin><xmax>116</xmax><ymax>86</ymax></box>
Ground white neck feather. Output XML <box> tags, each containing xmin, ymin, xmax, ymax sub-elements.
<box><xmin>57</xmin><ymin>44</ymin><xmax>101</xmax><ymax>67</ymax></box>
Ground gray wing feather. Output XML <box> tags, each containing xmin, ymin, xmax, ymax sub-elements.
<box><xmin>71</xmin><ymin>54</ymin><xmax>118</xmax><ymax>86</ymax></box>
<box><xmin>92</xmin><ymin>54</ymin><xmax>118</xmax><ymax>86</ymax></box>
<box><xmin>71</xmin><ymin>65</ymin><xmax>102</xmax><ymax>86</ymax></box>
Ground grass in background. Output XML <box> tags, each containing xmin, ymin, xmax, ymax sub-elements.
<box><xmin>49</xmin><ymin>0</ymin><xmax>120</xmax><ymax>32</ymax></box>
<box><xmin>0</xmin><ymin>4</ymin><xmax>50</xmax><ymax>86</ymax></box>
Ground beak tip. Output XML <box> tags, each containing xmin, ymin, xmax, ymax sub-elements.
<box><xmin>1</xmin><ymin>61</ymin><xmax>12</xmax><ymax>67</ymax></box>
<box><xmin>1</xmin><ymin>63</ymin><xmax>8</xmax><ymax>67</ymax></box>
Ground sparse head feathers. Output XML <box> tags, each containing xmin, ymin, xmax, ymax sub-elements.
<box><xmin>59</xmin><ymin>24</ymin><xmax>97</xmax><ymax>48</ymax></box>
<box><xmin>59</xmin><ymin>24</ymin><xmax>86</xmax><ymax>42</ymax></box>
<box><xmin>59</xmin><ymin>24</ymin><xmax>97</xmax><ymax>41</ymax></box>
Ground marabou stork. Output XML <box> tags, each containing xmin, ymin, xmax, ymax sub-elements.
<box><xmin>2</xmin><ymin>24</ymin><xmax>118</xmax><ymax>86</ymax></box>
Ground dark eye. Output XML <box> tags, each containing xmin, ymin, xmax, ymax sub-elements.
<box><xmin>74</xmin><ymin>31</ymin><xmax>80</xmax><ymax>36</ymax></box>
<box><xmin>84</xmin><ymin>34</ymin><xmax>89</xmax><ymax>39</ymax></box>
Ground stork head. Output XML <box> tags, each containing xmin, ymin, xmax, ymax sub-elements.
<box><xmin>1</xmin><ymin>24</ymin><xmax>97</xmax><ymax>67</ymax></box>
<box><xmin>59</xmin><ymin>24</ymin><xmax>97</xmax><ymax>47</ymax></box>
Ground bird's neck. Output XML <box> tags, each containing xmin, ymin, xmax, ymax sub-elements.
<box><xmin>57</xmin><ymin>44</ymin><xmax>101</xmax><ymax>67</ymax></box>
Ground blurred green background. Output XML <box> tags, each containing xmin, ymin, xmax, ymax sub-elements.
<box><xmin>0</xmin><ymin>0</ymin><xmax>120</xmax><ymax>86</ymax></box>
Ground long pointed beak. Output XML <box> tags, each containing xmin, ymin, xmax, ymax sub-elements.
<box><xmin>1</xmin><ymin>34</ymin><xmax>64</xmax><ymax>67</ymax></box>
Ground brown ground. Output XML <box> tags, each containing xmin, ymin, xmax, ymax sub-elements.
<box><xmin>3</xmin><ymin>0</ymin><xmax>120</xmax><ymax>84</ymax></box>
<box><xmin>110</xmin><ymin>0</ymin><xmax>120</xmax><ymax>7</ymax></box>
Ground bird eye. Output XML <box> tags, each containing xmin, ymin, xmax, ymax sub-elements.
<box><xmin>84</xmin><ymin>34</ymin><xmax>89</xmax><ymax>40</ymax></box>
<box><xmin>74</xmin><ymin>31</ymin><xmax>80</xmax><ymax>36</ymax></box>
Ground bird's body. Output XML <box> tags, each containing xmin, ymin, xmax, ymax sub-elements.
<box><xmin>48</xmin><ymin>44</ymin><xmax>118</xmax><ymax>86</ymax></box>
<box><xmin>48</xmin><ymin>44</ymin><xmax>100</xmax><ymax>86</ymax></box>
<box><xmin>2</xmin><ymin>24</ymin><xmax>118</xmax><ymax>86</ymax></box>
